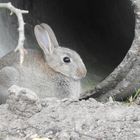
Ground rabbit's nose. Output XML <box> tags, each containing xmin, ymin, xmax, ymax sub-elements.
<box><xmin>76</xmin><ymin>67</ymin><xmax>87</xmax><ymax>78</ymax></box>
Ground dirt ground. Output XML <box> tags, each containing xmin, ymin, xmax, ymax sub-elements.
<box><xmin>0</xmin><ymin>85</ymin><xmax>140</xmax><ymax>140</ymax></box>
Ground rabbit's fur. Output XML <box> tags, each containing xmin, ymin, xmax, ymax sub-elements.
<box><xmin>0</xmin><ymin>23</ymin><xmax>87</xmax><ymax>104</ymax></box>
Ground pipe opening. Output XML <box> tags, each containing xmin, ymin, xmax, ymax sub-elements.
<box><xmin>0</xmin><ymin>0</ymin><xmax>135</xmax><ymax>92</ymax></box>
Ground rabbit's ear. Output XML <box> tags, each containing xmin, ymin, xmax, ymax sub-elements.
<box><xmin>34</xmin><ymin>24</ymin><xmax>54</xmax><ymax>55</ymax></box>
<box><xmin>40</xmin><ymin>23</ymin><xmax>59</xmax><ymax>47</ymax></box>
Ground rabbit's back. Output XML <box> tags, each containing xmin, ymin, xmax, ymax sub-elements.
<box><xmin>0</xmin><ymin>49</ymin><xmax>58</xmax><ymax>98</ymax></box>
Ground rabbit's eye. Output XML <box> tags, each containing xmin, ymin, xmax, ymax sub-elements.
<box><xmin>63</xmin><ymin>57</ymin><xmax>71</xmax><ymax>63</ymax></box>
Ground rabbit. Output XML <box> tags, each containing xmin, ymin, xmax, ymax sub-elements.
<box><xmin>0</xmin><ymin>23</ymin><xmax>87</xmax><ymax>104</ymax></box>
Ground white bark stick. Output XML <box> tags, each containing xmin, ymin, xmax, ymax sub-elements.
<box><xmin>0</xmin><ymin>2</ymin><xmax>29</xmax><ymax>64</ymax></box>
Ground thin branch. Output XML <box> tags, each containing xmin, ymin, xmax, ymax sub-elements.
<box><xmin>0</xmin><ymin>2</ymin><xmax>29</xmax><ymax>64</ymax></box>
<box><xmin>75</xmin><ymin>130</ymin><xmax>100</xmax><ymax>139</ymax></box>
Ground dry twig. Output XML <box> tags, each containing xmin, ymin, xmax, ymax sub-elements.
<box><xmin>0</xmin><ymin>2</ymin><xmax>29</xmax><ymax>64</ymax></box>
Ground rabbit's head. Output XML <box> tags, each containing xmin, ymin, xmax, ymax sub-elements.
<box><xmin>34</xmin><ymin>23</ymin><xmax>87</xmax><ymax>80</ymax></box>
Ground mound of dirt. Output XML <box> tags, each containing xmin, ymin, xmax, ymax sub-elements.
<box><xmin>0</xmin><ymin>85</ymin><xmax>140</xmax><ymax>140</ymax></box>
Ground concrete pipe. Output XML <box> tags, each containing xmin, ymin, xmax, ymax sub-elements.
<box><xmin>0</xmin><ymin>0</ymin><xmax>137</xmax><ymax>102</ymax></box>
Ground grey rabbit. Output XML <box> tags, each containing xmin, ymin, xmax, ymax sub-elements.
<box><xmin>0</xmin><ymin>23</ymin><xmax>87</xmax><ymax>104</ymax></box>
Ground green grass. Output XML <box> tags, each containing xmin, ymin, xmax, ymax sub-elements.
<box><xmin>128</xmin><ymin>88</ymin><xmax>140</xmax><ymax>103</ymax></box>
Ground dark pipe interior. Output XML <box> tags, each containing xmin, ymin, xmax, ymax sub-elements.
<box><xmin>0</xmin><ymin>0</ymin><xmax>135</xmax><ymax>91</ymax></box>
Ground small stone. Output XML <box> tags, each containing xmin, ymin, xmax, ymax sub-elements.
<box><xmin>7</xmin><ymin>85</ymin><xmax>42</xmax><ymax>117</ymax></box>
